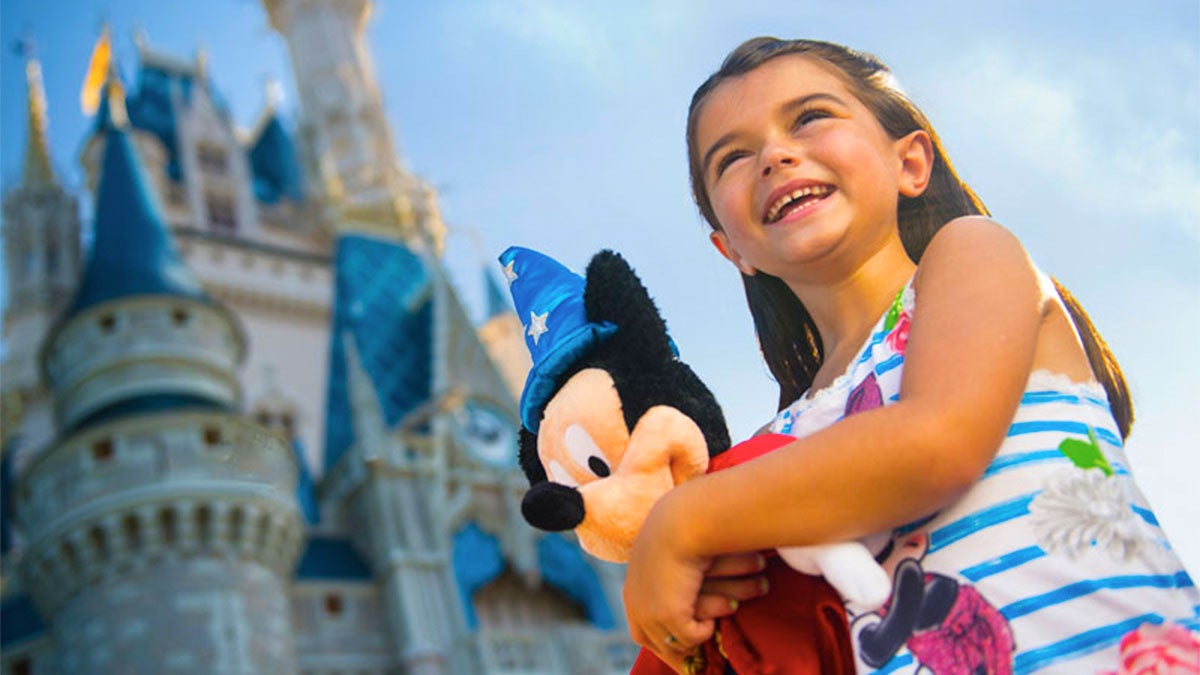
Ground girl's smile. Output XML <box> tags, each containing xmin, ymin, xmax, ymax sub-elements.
<box><xmin>762</xmin><ymin>179</ymin><xmax>835</xmax><ymax>225</ymax></box>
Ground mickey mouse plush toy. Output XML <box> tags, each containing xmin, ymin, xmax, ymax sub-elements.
<box><xmin>500</xmin><ymin>246</ymin><xmax>893</xmax><ymax>674</ymax></box>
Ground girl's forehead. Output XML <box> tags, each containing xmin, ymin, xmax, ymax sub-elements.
<box><xmin>695</xmin><ymin>55</ymin><xmax>855</xmax><ymax>133</ymax></box>
<box><xmin>710</xmin><ymin>55</ymin><xmax>854</xmax><ymax>110</ymax></box>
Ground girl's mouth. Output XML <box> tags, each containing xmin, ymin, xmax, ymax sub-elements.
<box><xmin>763</xmin><ymin>184</ymin><xmax>835</xmax><ymax>224</ymax></box>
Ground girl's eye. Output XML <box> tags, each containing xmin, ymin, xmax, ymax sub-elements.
<box><xmin>793</xmin><ymin>108</ymin><xmax>832</xmax><ymax>130</ymax></box>
<box><xmin>715</xmin><ymin>150</ymin><xmax>748</xmax><ymax>178</ymax></box>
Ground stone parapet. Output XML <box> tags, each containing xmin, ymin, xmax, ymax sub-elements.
<box><xmin>41</xmin><ymin>297</ymin><xmax>245</xmax><ymax>430</ymax></box>
<box><xmin>16</xmin><ymin>412</ymin><xmax>303</xmax><ymax>617</ymax></box>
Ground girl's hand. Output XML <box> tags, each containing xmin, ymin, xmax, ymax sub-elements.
<box><xmin>695</xmin><ymin>552</ymin><xmax>769</xmax><ymax>620</ymax></box>
<box><xmin>623</xmin><ymin>493</ymin><xmax>715</xmax><ymax>672</ymax></box>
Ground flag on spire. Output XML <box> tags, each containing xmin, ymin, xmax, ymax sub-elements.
<box><xmin>80</xmin><ymin>26</ymin><xmax>113</xmax><ymax>115</ymax></box>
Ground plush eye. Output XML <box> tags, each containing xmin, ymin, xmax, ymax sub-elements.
<box><xmin>587</xmin><ymin>456</ymin><xmax>611</xmax><ymax>477</ymax></box>
<box><xmin>565</xmin><ymin>424</ymin><xmax>613</xmax><ymax>479</ymax></box>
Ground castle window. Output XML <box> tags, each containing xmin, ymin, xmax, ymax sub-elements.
<box><xmin>89</xmin><ymin>525</ymin><xmax>108</xmax><ymax>559</ymax></box>
<box><xmin>196</xmin><ymin>505</ymin><xmax>212</xmax><ymax>546</ymax></box>
<box><xmin>122</xmin><ymin>514</ymin><xmax>141</xmax><ymax>548</ymax></box>
<box><xmin>160</xmin><ymin>509</ymin><xmax>177</xmax><ymax>545</ymax></box>
<box><xmin>280</xmin><ymin>412</ymin><xmax>295</xmax><ymax>439</ymax></box>
<box><xmin>204</xmin><ymin>426</ymin><xmax>222</xmax><ymax>446</ymax></box>
<box><xmin>205</xmin><ymin>192</ymin><xmax>237</xmax><ymax>235</ymax></box>
<box><xmin>196</xmin><ymin>143</ymin><xmax>229</xmax><ymax>175</ymax></box>
<box><xmin>324</xmin><ymin>593</ymin><xmax>344</xmax><ymax>616</ymax></box>
<box><xmin>171</xmin><ymin>308</ymin><xmax>190</xmax><ymax>326</ymax></box>
<box><xmin>99</xmin><ymin>313</ymin><xmax>117</xmax><ymax>333</ymax></box>
<box><xmin>92</xmin><ymin>438</ymin><xmax>114</xmax><ymax>462</ymax></box>
<box><xmin>253</xmin><ymin>404</ymin><xmax>298</xmax><ymax>440</ymax></box>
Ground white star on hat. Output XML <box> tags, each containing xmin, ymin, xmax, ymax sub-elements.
<box><xmin>527</xmin><ymin>311</ymin><xmax>549</xmax><ymax>345</ymax></box>
<box><xmin>503</xmin><ymin>260</ymin><xmax>519</xmax><ymax>286</ymax></box>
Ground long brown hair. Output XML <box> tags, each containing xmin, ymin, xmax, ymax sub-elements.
<box><xmin>686</xmin><ymin>37</ymin><xmax>1133</xmax><ymax>438</ymax></box>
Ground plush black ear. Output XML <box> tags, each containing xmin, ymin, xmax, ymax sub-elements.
<box><xmin>583</xmin><ymin>250</ymin><xmax>675</xmax><ymax>367</ymax></box>
<box><xmin>518</xmin><ymin>428</ymin><xmax>546</xmax><ymax>485</ymax></box>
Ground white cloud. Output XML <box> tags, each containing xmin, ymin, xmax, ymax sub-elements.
<box><xmin>470</xmin><ymin>0</ymin><xmax>618</xmax><ymax>83</ymax></box>
<box><xmin>928</xmin><ymin>47</ymin><xmax>1200</xmax><ymax>242</ymax></box>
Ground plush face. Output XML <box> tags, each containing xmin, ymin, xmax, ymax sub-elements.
<box><xmin>535</xmin><ymin>367</ymin><xmax>710</xmax><ymax>561</ymax></box>
<box><xmin>514</xmin><ymin>249</ymin><xmax>730</xmax><ymax>561</ymax></box>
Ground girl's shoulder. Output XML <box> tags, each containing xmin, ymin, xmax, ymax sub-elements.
<box><xmin>917</xmin><ymin>216</ymin><xmax>1027</xmax><ymax>271</ymax></box>
<box><xmin>915</xmin><ymin>216</ymin><xmax>1059</xmax><ymax>316</ymax></box>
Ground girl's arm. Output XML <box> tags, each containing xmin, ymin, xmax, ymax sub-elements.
<box><xmin>624</xmin><ymin>217</ymin><xmax>1047</xmax><ymax>665</ymax></box>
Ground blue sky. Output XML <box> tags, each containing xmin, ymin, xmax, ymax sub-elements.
<box><xmin>2</xmin><ymin>1</ymin><xmax>1197</xmax><ymax>570</ymax></box>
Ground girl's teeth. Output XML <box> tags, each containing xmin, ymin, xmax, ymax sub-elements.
<box><xmin>767</xmin><ymin>185</ymin><xmax>829</xmax><ymax>223</ymax></box>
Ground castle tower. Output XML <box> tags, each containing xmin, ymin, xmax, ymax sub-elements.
<box><xmin>261</xmin><ymin>0</ymin><xmax>444</xmax><ymax>250</ymax></box>
<box><xmin>1</xmin><ymin>55</ymin><xmax>83</xmax><ymax>473</ymax></box>
<box><xmin>13</xmin><ymin>77</ymin><xmax>305</xmax><ymax>673</ymax></box>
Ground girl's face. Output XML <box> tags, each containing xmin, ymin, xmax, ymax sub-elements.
<box><xmin>695</xmin><ymin>55</ymin><xmax>928</xmax><ymax>281</ymax></box>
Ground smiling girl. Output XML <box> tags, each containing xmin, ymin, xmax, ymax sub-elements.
<box><xmin>622</xmin><ymin>37</ymin><xmax>1200</xmax><ymax>674</ymax></box>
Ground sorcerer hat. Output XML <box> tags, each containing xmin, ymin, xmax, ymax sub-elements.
<box><xmin>498</xmin><ymin>246</ymin><xmax>617</xmax><ymax>433</ymax></box>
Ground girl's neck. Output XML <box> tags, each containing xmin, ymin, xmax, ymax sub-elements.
<box><xmin>784</xmin><ymin>235</ymin><xmax>916</xmax><ymax>357</ymax></box>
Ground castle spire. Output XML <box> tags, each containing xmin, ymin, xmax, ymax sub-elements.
<box><xmin>63</xmin><ymin>123</ymin><xmax>205</xmax><ymax>318</ymax></box>
<box><xmin>21</xmin><ymin>57</ymin><xmax>56</xmax><ymax>188</ymax></box>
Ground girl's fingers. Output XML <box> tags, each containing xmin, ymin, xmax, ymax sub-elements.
<box><xmin>695</xmin><ymin>574</ymin><xmax>769</xmax><ymax>620</ymax></box>
<box><xmin>699</xmin><ymin>575</ymin><xmax>769</xmax><ymax>602</ymax></box>
<box><xmin>705</xmin><ymin>552</ymin><xmax>766</xmax><ymax>578</ymax></box>
<box><xmin>694</xmin><ymin>593</ymin><xmax>739</xmax><ymax>621</ymax></box>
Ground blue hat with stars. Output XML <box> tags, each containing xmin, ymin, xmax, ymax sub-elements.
<box><xmin>499</xmin><ymin>246</ymin><xmax>618</xmax><ymax>433</ymax></box>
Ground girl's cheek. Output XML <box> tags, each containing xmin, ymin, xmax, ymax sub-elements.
<box><xmin>710</xmin><ymin>186</ymin><xmax>746</xmax><ymax>228</ymax></box>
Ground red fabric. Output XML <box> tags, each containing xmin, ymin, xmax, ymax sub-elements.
<box><xmin>629</xmin><ymin>434</ymin><xmax>855</xmax><ymax>674</ymax></box>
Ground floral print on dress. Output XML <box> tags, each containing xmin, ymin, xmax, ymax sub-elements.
<box><xmin>1029</xmin><ymin>427</ymin><xmax>1156</xmax><ymax>561</ymax></box>
<box><xmin>1100</xmin><ymin>622</ymin><xmax>1200</xmax><ymax>675</ymax></box>
<box><xmin>883</xmin><ymin>284</ymin><xmax>913</xmax><ymax>355</ymax></box>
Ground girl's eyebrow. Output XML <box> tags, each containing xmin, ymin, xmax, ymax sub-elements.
<box><xmin>700</xmin><ymin>92</ymin><xmax>849</xmax><ymax>177</ymax></box>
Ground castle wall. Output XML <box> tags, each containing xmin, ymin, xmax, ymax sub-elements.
<box><xmin>51</xmin><ymin>558</ymin><xmax>295</xmax><ymax>674</ymax></box>
<box><xmin>177</xmin><ymin>233</ymin><xmax>333</xmax><ymax>472</ymax></box>
<box><xmin>291</xmin><ymin>581</ymin><xmax>391</xmax><ymax>674</ymax></box>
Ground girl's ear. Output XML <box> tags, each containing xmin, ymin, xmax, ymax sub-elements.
<box><xmin>709</xmin><ymin>230</ymin><xmax>757</xmax><ymax>276</ymax></box>
<box><xmin>896</xmin><ymin>130</ymin><xmax>934</xmax><ymax>198</ymax></box>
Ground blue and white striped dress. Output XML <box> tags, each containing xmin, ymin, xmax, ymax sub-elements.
<box><xmin>770</xmin><ymin>278</ymin><xmax>1200</xmax><ymax>674</ymax></box>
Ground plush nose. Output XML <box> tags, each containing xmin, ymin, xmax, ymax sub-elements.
<box><xmin>521</xmin><ymin>482</ymin><xmax>585</xmax><ymax>531</ymax></box>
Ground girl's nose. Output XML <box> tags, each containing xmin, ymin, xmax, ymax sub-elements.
<box><xmin>761</xmin><ymin>150</ymin><xmax>797</xmax><ymax>178</ymax></box>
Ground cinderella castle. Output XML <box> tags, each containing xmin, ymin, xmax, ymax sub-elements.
<box><xmin>0</xmin><ymin>1</ymin><xmax>636</xmax><ymax>672</ymax></box>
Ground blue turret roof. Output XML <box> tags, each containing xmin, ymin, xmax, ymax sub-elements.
<box><xmin>126</xmin><ymin>57</ymin><xmax>232</xmax><ymax>181</ymax></box>
<box><xmin>0</xmin><ymin>594</ymin><xmax>47</xmax><ymax>649</ymax></box>
<box><xmin>292</xmin><ymin>439</ymin><xmax>320</xmax><ymax>525</ymax></box>
<box><xmin>323</xmin><ymin>235</ymin><xmax>432</xmax><ymax>470</ymax></box>
<box><xmin>294</xmin><ymin>537</ymin><xmax>372</xmax><ymax>580</ymax></box>
<box><xmin>65</xmin><ymin>124</ymin><xmax>208</xmax><ymax>318</ymax></box>
<box><xmin>250</xmin><ymin>113</ymin><xmax>305</xmax><ymax>204</ymax></box>
<box><xmin>124</xmin><ymin>62</ymin><xmax>187</xmax><ymax>181</ymax></box>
